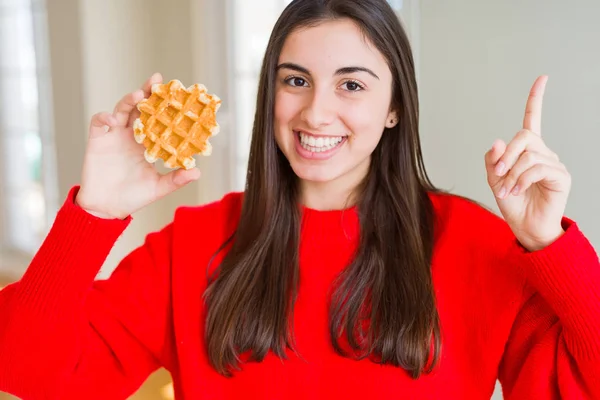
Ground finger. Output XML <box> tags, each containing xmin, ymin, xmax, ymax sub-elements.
<box><xmin>493</xmin><ymin>129</ymin><xmax>547</xmax><ymax>177</ymax></box>
<box><xmin>89</xmin><ymin>112</ymin><xmax>118</xmax><ymax>139</ymax></box>
<box><xmin>113</xmin><ymin>90</ymin><xmax>144</xmax><ymax>126</ymax></box>
<box><xmin>485</xmin><ymin>139</ymin><xmax>506</xmax><ymax>183</ymax></box>
<box><xmin>155</xmin><ymin>168</ymin><xmax>201</xmax><ymax>199</ymax></box>
<box><xmin>142</xmin><ymin>72</ymin><xmax>163</xmax><ymax>98</ymax></box>
<box><xmin>508</xmin><ymin>163</ymin><xmax>569</xmax><ymax>198</ymax></box>
<box><xmin>127</xmin><ymin>72</ymin><xmax>163</xmax><ymax>128</ymax></box>
<box><xmin>523</xmin><ymin>75</ymin><xmax>548</xmax><ymax>135</ymax></box>
<box><xmin>494</xmin><ymin>151</ymin><xmax>560</xmax><ymax>199</ymax></box>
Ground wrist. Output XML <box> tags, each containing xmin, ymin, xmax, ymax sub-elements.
<box><xmin>521</xmin><ymin>228</ymin><xmax>566</xmax><ymax>252</ymax></box>
<box><xmin>75</xmin><ymin>193</ymin><xmax>124</xmax><ymax>220</ymax></box>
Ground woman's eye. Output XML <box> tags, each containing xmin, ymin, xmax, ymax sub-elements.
<box><xmin>342</xmin><ymin>81</ymin><xmax>364</xmax><ymax>92</ymax></box>
<box><xmin>286</xmin><ymin>77</ymin><xmax>308</xmax><ymax>87</ymax></box>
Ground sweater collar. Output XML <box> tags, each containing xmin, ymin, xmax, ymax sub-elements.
<box><xmin>299</xmin><ymin>204</ymin><xmax>360</xmax><ymax>245</ymax></box>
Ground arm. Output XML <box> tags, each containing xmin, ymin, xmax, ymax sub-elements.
<box><xmin>498</xmin><ymin>218</ymin><xmax>600</xmax><ymax>399</ymax></box>
<box><xmin>0</xmin><ymin>187</ymin><xmax>174</xmax><ymax>400</ymax></box>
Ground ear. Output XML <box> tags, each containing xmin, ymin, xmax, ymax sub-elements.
<box><xmin>385</xmin><ymin>110</ymin><xmax>399</xmax><ymax>129</ymax></box>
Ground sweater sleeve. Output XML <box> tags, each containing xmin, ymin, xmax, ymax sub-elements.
<box><xmin>498</xmin><ymin>218</ymin><xmax>600</xmax><ymax>399</ymax></box>
<box><xmin>0</xmin><ymin>187</ymin><xmax>175</xmax><ymax>400</ymax></box>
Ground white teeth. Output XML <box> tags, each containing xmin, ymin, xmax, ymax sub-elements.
<box><xmin>297</xmin><ymin>131</ymin><xmax>345</xmax><ymax>153</ymax></box>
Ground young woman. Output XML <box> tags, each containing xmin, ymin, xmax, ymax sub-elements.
<box><xmin>1</xmin><ymin>0</ymin><xmax>598</xmax><ymax>399</ymax></box>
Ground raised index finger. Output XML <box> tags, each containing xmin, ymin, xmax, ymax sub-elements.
<box><xmin>523</xmin><ymin>75</ymin><xmax>548</xmax><ymax>135</ymax></box>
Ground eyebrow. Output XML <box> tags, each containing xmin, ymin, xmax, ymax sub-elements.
<box><xmin>276</xmin><ymin>62</ymin><xmax>380</xmax><ymax>80</ymax></box>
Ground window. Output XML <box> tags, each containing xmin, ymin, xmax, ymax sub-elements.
<box><xmin>0</xmin><ymin>0</ymin><xmax>57</xmax><ymax>274</ymax></box>
<box><xmin>229</xmin><ymin>0</ymin><xmax>293</xmax><ymax>191</ymax></box>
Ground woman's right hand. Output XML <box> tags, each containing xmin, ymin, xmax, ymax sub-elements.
<box><xmin>75</xmin><ymin>73</ymin><xmax>201</xmax><ymax>219</ymax></box>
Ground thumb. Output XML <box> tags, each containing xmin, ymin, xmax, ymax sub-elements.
<box><xmin>156</xmin><ymin>168</ymin><xmax>201</xmax><ymax>199</ymax></box>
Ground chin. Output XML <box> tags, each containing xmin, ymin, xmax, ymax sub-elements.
<box><xmin>289</xmin><ymin>163</ymin><xmax>343</xmax><ymax>183</ymax></box>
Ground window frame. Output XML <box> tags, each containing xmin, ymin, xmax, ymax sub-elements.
<box><xmin>0</xmin><ymin>0</ymin><xmax>58</xmax><ymax>279</ymax></box>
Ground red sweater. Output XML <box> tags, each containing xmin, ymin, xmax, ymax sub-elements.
<box><xmin>0</xmin><ymin>187</ymin><xmax>599</xmax><ymax>400</ymax></box>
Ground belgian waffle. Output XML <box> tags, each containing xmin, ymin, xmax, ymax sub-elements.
<box><xmin>133</xmin><ymin>79</ymin><xmax>221</xmax><ymax>169</ymax></box>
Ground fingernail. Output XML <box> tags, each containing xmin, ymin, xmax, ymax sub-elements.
<box><xmin>495</xmin><ymin>162</ymin><xmax>506</xmax><ymax>176</ymax></box>
<box><xmin>511</xmin><ymin>186</ymin><xmax>519</xmax><ymax>195</ymax></box>
<box><xmin>497</xmin><ymin>187</ymin><xmax>507</xmax><ymax>198</ymax></box>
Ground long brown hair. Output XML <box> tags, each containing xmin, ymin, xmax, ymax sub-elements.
<box><xmin>203</xmin><ymin>0</ymin><xmax>442</xmax><ymax>379</ymax></box>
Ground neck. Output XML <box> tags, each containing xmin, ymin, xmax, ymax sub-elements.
<box><xmin>299</xmin><ymin>157</ymin><xmax>370</xmax><ymax>210</ymax></box>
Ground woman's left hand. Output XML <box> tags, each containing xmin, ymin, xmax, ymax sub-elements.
<box><xmin>485</xmin><ymin>75</ymin><xmax>572</xmax><ymax>252</ymax></box>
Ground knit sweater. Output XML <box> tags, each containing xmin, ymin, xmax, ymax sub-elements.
<box><xmin>0</xmin><ymin>186</ymin><xmax>599</xmax><ymax>400</ymax></box>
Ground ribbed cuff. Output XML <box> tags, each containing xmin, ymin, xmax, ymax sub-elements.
<box><xmin>13</xmin><ymin>186</ymin><xmax>131</xmax><ymax>318</ymax></box>
<box><xmin>512</xmin><ymin>217</ymin><xmax>600</xmax><ymax>360</ymax></box>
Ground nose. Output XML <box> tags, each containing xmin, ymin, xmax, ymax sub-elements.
<box><xmin>300</xmin><ymin>86</ymin><xmax>336</xmax><ymax>129</ymax></box>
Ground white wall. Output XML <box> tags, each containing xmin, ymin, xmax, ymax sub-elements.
<box><xmin>418</xmin><ymin>0</ymin><xmax>600</xmax><ymax>247</ymax></box>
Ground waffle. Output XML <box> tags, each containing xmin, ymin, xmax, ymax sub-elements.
<box><xmin>133</xmin><ymin>79</ymin><xmax>221</xmax><ymax>169</ymax></box>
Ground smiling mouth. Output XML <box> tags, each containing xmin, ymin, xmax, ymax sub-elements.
<box><xmin>295</xmin><ymin>130</ymin><xmax>347</xmax><ymax>153</ymax></box>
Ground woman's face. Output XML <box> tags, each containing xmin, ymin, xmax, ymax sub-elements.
<box><xmin>274</xmin><ymin>18</ymin><xmax>397</xmax><ymax>189</ymax></box>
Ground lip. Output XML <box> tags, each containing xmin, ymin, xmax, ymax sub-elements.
<box><xmin>293</xmin><ymin>130</ymin><xmax>347</xmax><ymax>160</ymax></box>
<box><xmin>295</xmin><ymin>129</ymin><xmax>347</xmax><ymax>138</ymax></box>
